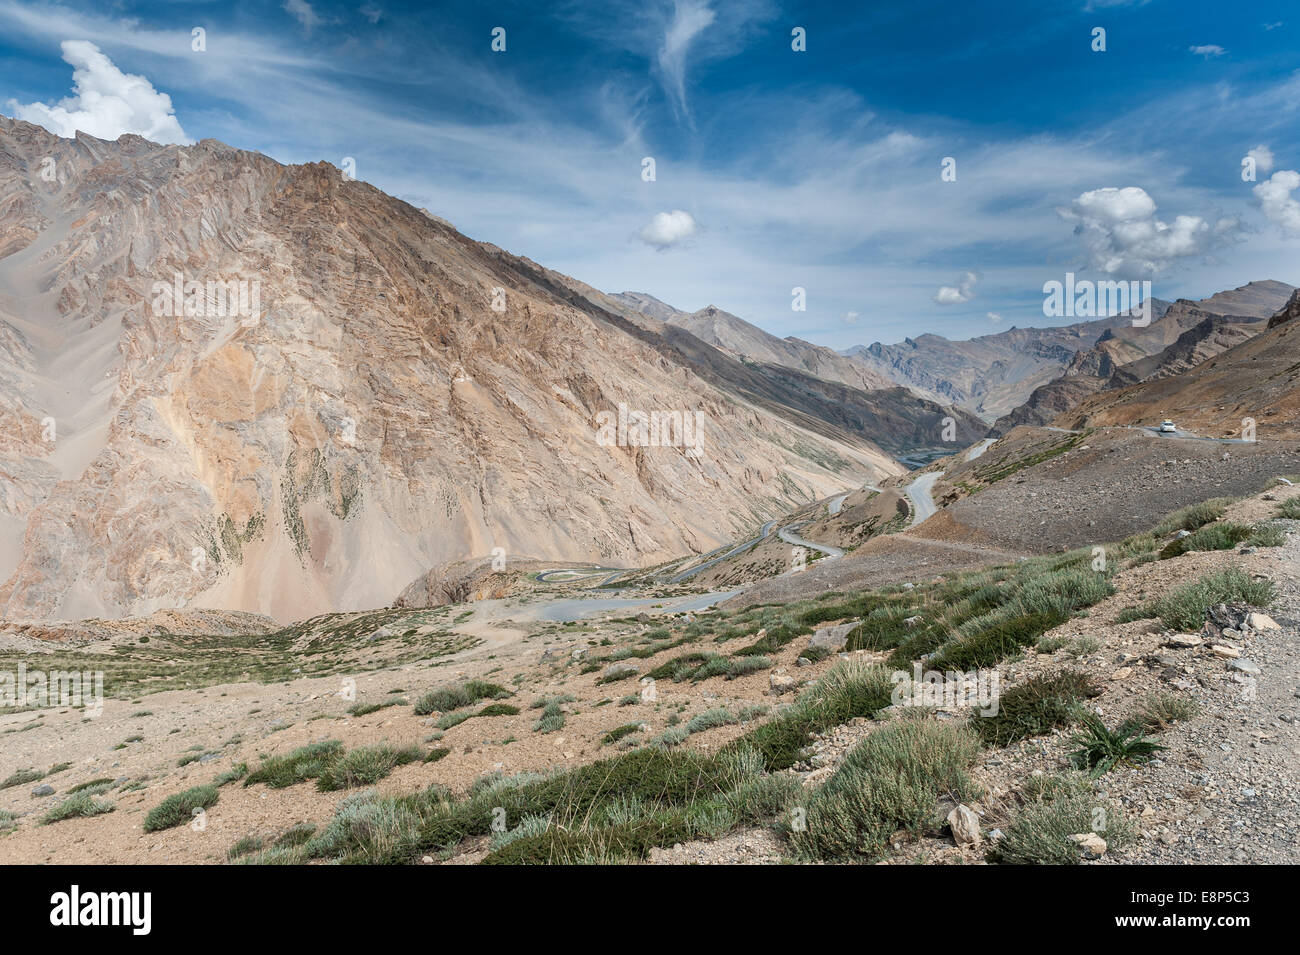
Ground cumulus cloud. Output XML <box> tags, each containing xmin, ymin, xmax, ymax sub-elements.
<box><xmin>7</xmin><ymin>40</ymin><xmax>190</xmax><ymax>144</ymax></box>
<box><xmin>1247</xmin><ymin>144</ymin><xmax>1275</xmax><ymax>177</ymax></box>
<box><xmin>841</xmin><ymin>311</ymin><xmax>861</xmax><ymax>326</ymax></box>
<box><xmin>987</xmin><ymin>311</ymin><xmax>1003</xmax><ymax>323</ymax></box>
<box><xmin>656</xmin><ymin>0</ymin><xmax>716</xmax><ymax>118</ymax></box>
<box><xmin>1189</xmin><ymin>44</ymin><xmax>1227</xmax><ymax>57</ymax></box>
<box><xmin>933</xmin><ymin>271</ymin><xmax>980</xmax><ymax>305</ymax></box>
<box><xmin>638</xmin><ymin>209</ymin><xmax>699</xmax><ymax>249</ymax></box>
<box><xmin>285</xmin><ymin>0</ymin><xmax>322</xmax><ymax>32</ymax></box>
<box><xmin>1061</xmin><ymin>186</ymin><xmax>1239</xmax><ymax>276</ymax></box>
<box><xmin>1254</xmin><ymin>170</ymin><xmax>1300</xmax><ymax>233</ymax></box>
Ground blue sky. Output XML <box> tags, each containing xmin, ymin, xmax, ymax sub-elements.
<box><xmin>2</xmin><ymin>0</ymin><xmax>1299</xmax><ymax>349</ymax></box>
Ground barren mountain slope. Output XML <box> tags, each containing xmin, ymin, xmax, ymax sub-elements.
<box><xmin>991</xmin><ymin>281</ymin><xmax>1294</xmax><ymax>435</ymax></box>
<box><xmin>0</xmin><ymin>116</ymin><xmax>907</xmax><ymax>623</ymax></box>
<box><xmin>1058</xmin><ymin>289</ymin><xmax>1300</xmax><ymax>440</ymax></box>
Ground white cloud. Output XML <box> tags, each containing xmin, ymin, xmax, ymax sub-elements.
<box><xmin>639</xmin><ymin>209</ymin><xmax>699</xmax><ymax>248</ymax></box>
<box><xmin>933</xmin><ymin>271</ymin><xmax>980</xmax><ymax>305</ymax></box>
<box><xmin>1061</xmin><ymin>186</ymin><xmax>1239</xmax><ymax>276</ymax></box>
<box><xmin>987</xmin><ymin>311</ymin><xmax>1003</xmax><ymax>323</ymax></box>
<box><xmin>1247</xmin><ymin>144</ymin><xmax>1275</xmax><ymax>176</ymax></box>
<box><xmin>1189</xmin><ymin>45</ymin><xmax>1227</xmax><ymax>57</ymax></box>
<box><xmin>656</xmin><ymin>0</ymin><xmax>715</xmax><ymax>119</ymax></box>
<box><xmin>7</xmin><ymin>40</ymin><xmax>189</xmax><ymax>144</ymax></box>
<box><xmin>285</xmin><ymin>0</ymin><xmax>322</xmax><ymax>32</ymax></box>
<box><xmin>1254</xmin><ymin>170</ymin><xmax>1300</xmax><ymax>233</ymax></box>
<box><xmin>841</xmin><ymin>311</ymin><xmax>860</xmax><ymax>326</ymax></box>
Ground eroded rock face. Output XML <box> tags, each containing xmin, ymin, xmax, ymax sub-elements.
<box><xmin>0</xmin><ymin>117</ymin><xmax>896</xmax><ymax>622</ymax></box>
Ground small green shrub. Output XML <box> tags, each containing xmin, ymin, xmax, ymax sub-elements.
<box><xmin>143</xmin><ymin>785</ymin><xmax>219</xmax><ymax>832</ymax></box>
<box><xmin>316</xmin><ymin>744</ymin><xmax>423</xmax><ymax>791</ymax></box>
<box><xmin>976</xmin><ymin>670</ymin><xmax>1098</xmax><ymax>747</ymax></box>
<box><xmin>1067</xmin><ymin>711</ymin><xmax>1165</xmax><ymax>775</ymax></box>
<box><xmin>790</xmin><ymin>718</ymin><xmax>981</xmax><ymax>862</ymax></box>
<box><xmin>245</xmin><ymin>741</ymin><xmax>343</xmax><ymax>789</ymax></box>
<box><xmin>414</xmin><ymin>681</ymin><xmax>511</xmax><ymax>715</ymax></box>
<box><xmin>1150</xmin><ymin>568</ymin><xmax>1274</xmax><ymax>631</ymax></box>
<box><xmin>41</xmin><ymin>793</ymin><xmax>115</xmax><ymax>825</ymax></box>
<box><xmin>995</xmin><ymin>773</ymin><xmax>1133</xmax><ymax>864</ymax></box>
<box><xmin>1137</xmin><ymin>692</ymin><xmax>1199</xmax><ymax>732</ymax></box>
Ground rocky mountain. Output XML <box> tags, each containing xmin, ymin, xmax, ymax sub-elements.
<box><xmin>840</xmin><ymin>306</ymin><xmax>1171</xmax><ymax>422</ymax></box>
<box><xmin>0</xmin><ymin>115</ymin><xmax>923</xmax><ymax>623</ymax></box>
<box><xmin>990</xmin><ymin>281</ymin><xmax>1294</xmax><ymax>434</ymax></box>
<box><xmin>612</xmin><ymin>297</ymin><xmax>898</xmax><ymax>393</ymax></box>
<box><xmin>1057</xmin><ymin>288</ymin><xmax>1300</xmax><ymax>440</ymax></box>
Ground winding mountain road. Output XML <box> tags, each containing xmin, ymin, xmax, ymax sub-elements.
<box><xmin>904</xmin><ymin>471</ymin><xmax>940</xmax><ymax>526</ymax></box>
<box><xmin>778</xmin><ymin>522</ymin><xmax>844</xmax><ymax>559</ymax></box>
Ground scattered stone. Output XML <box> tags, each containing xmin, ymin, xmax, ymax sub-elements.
<box><xmin>1209</xmin><ymin>644</ymin><xmax>1241</xmax><ymax>659</ymax></box>
<box><xmin>1069</xmin><ymin>832</ymin><xmax>1107</xmax><ymax>859</ymax></box>
<box><xmin>947</xmin><ymin>804</ymin><xmax>981</xmax><ymax>846</ymax></box>
<box><xmin>602</xmin><ymin>662</ymin><xmax>640</xmax><ymax>679</ymax></box>
<box><xmin>1227</xmin><ymin>658</ymin><xmax>1261</xmax><ymax>676</ymax></box>
<box><xmin>1246</xmin><ymin>612</ymin><xmax>1280</xmax><ymax>631</ymax></box>
<box><xmin>809</xmin><ymin>621</ymin><xmax>856</xmax><ymax>652</ymax></box>
<box><xmin>31</xmin><ymin>785</ymin><xmax>54</xmax><ymax>797</ymax></box>
<box><xmin>769</xmin><ymin>670</ymin><xmax>797</xmax><ymax>695</ymax></box>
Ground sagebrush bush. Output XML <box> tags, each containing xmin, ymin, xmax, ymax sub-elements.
<box><xmin>414</xmin><ymin>680</ymin><xmax>511</xmax><ymax>716</ymax></box>
<box><xmin>1152</xmin><ymin>498</ymin><xmax>1232</xmax><ymax>536</ymax></box>
<box><xmin>40</xmin><ymin>792</ymin><xmax>115</xmax><ymax>825</ymax></box>
<box><xmin>1151</xmin><ymin>568</ymin><xmax>1274</xmax><ymax>631</ymax></box>
<box><xmin>316</xmin><ymin>744</ymin><xmax>422</xmax><ymax>791</ymax></box>
<box><xmin>143</xmin><ymin>784</ymin><xmax>218</xmax><ymax>832</ymax></box>
<box><xmin>789</xmin><ymin>717</ymin><xmax>981</xmax><ymax>862</ymax></box>
<box><xmin>975</xmin><ymin>669</ymin><xmax>1098</xmax><ymax>747</ymax></box>
<box><xmin>995</xmin><ymin>773</ymin><xmax>1132</xmax><ymax>864</ymax></box>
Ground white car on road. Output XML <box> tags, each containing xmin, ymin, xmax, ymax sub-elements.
<box><xmin>1159</xmin><ymin>419</ymin><xmax>1176</xmax><ymax>433</ymax></box>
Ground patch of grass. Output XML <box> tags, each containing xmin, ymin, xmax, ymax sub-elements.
<box><xmin>1150</xmin><ymin>568</ymin><xmax>1275</xmax><ymax>631</ymax></box>
<box><xmin>975</xmin><ymin>670</ymin><xmax>1098</xmax><ymax>747</ymax></box>
<box><xmin>228</xmin><ymin>834</ymin><xmax>265</xmax><ymax>860</ymax></box>
<box><xmin>315</xmin><ymin>744</ymin><xmax>423</xmax><ymax>791</ymax></box>
<box><xmin>178</xmin><ymin>750</ymin><xmax>218</xmax><ymax>767</ymax></box>
<box><xmin>213</xmin><ymin>763</ymin><xmax>249</xmax><ymax>787</ymax></box>
<box><xmin>347</xmin><ymin>699</ymin><xmax>402</xmax><ymax>717</ymax></box>
<box><xmin>1137</xmin><ymin>692</ymin><xmax>1199</xmax><ymax>732</ymax></box>
<box><xmin>533</xmin><ymin>700</ymin><xmax>566</xmax><ymax>733</ymax></box>
<box><xmin>1159</xmin><ymin>521</ymin><xmax>1253</xmax><ymax>559</ymax></box>
<box><xmin>1152</xmin><ymin>498</ymin><xmax>1232</xmax><ymax>537</ymax></box>
<box><xmin>476</xmin><ymin>703</ymin><xmax>520</xmax><ymax>717</ymax></box>
<box><xmin>413</xmin><ymin>680</ymin><xmax>512</xmax><ymax>716</ymax></box>
<box><xmin>601</xmin><ymin>723</ymin><xmax>642</xmax><ymax>746</ymax></box>
<box><xmin>930</xmin><ymin>611</ymin><xmax>1066</xmax><ymax>671</ymax></box>
<box><xmin>994</xmin><ymin>773</ymin><xmax>1133</xmax><ymax>864</ymax></box>
<box><xmin>275</xmin><ymin>822</ymin><xmax>317</xmax><ymax>848</ymax></box>
<box><xmin>1067</xmin><ymin>711</ymin><xmax>1166</xmax><ymax>776</ymax></box>
<box><xmin>789</xmin><ymin>717</ymin><xmax>982</xmax><ymax>862</ymax></box>
<box><xmin>143</xmin><ymin>784</ymin><xmax>219</xmax><ymax>832</ymax></box>
<box><xmin>40</xmin><ymin>792</ymin><xmax>115</xmax><ymax>825</ymax></box>
<box><xmin>244</xmin><ymin>740</ymin><xmax>344</xmax><ymax>789</ymax></box>
<box><xmin>1</xmin><ymin>768</ymin><xmax>43</xmax><ymax>790</ymax></box>
<box><xmin>729</xmin><ymin>660</ymin><xmax>894</xmax><ymax>770</ymax></box>
<box><xmin>1247</xmin><ymin>523</ymin><xmax>1286</xmax><ymax>547</ymax></box>
<box><xmin>66</xmin><ymin>777</ymin><xmax>115</xmax><ymax>794</ymax></box>
<box><xmin>424</xmin><ymin>747</ymin><xmax>451</xmax><ymax>763</ymax></box>
<box><xmin>1278</xmin><ymin>497</ymin><xmax>1300</xmax><ymax>519</ymax></box>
